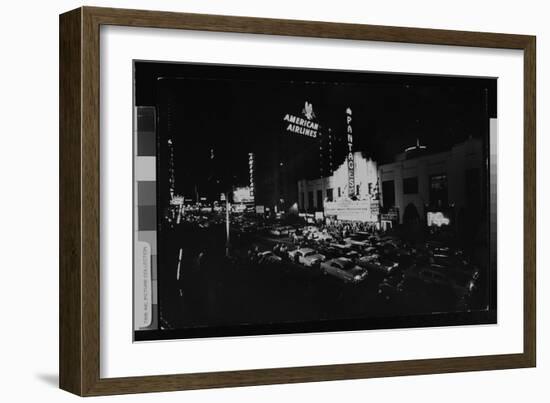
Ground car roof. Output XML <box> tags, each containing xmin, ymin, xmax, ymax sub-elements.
<box><xmin>336</xmin><ymin>257</ymin><xmax>352</xmax><ymax>263</ymax></box>
<box><xmin>329</xmin><ymin>242</ymin><xmax>350</xmax><ymax>248</ymax></box>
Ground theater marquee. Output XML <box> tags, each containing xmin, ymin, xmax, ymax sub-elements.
<box><xmin>324</xmin><ymin>200</ymin><xmax>378</xmax><ymax>223</ymax></box>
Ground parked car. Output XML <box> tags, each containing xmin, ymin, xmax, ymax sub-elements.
<box><xmin>439</xmin><ymin>266</ymin><xmax>479</xmax><ymax>298</ymax></box>
<box><xmin>291</xmin><ymin>230</ymin><xmax>306</xmax><ymax>243</ymax></box>
<box><xmin>357</xmin><ymin>253</ymin><xmax>380</xmax><ymax>267</ymax></box>
<box><xmin>379</xmin><ymin>242</ymin><xmax>410</xmax><ymax>258</ymax></box>
<box><xmin>303</xmin><ymin>225</ymin><xmax>320</xmax><ymax>234</ymax></box>
<box><xmin>269</xmin><ymin>226</ymin><xmax>291</xmax><ymax>237</ymax></box>
<box><xmin>305</xmin><ymin>229</ymin><xmax>330</xmax><ymax>241</ymax></box>
<box><xmin>344</xmin><ymin>234</ymin><xmax>371</xmax><ymax>247</ymax></box>
<box><xmin>345</xmin><ymin>250</ymin><xmax>361</xmax><ymax>261</ymax></box>
<box><xmin>312</xmin><ymin>231</ymin><xmax>333</xmax><ymax>242</ymax></box>
<box><xmin>257</xmin><ymin>251</ymin><xmax>282</xmax><ymax>265</ymax></box>
<box><xmin>328</xmin><ymin>242</ymin><xmax>353</xmax><ymax>252</ymax></box>
<box><xmin>407</xmin><ymin>265</ymin><xmax>476</xmax><ymax>298</ymax></box>
<box><xmin>315</xmin><ymin>245</ymin><xmax>342</xmax><ymax>260</ymax></box>
<box><xmin>425</xmin><ymin>241</ymin><xmax>452</xmax><ymax>254</ymax></box>
<box><xmin>363</xmin><ymin>246</ymin><xmax>378</xmax><ymax>255</ymax></box>
<box><xmin>429</xmin><ymin>254</ymin><xmax>463</xmax><ymax>269</ymax></box>
<box><xmin>362</xmin><ymin>257</ymin><xmax>399</xmax><ymax>275</ymax></box>
<box><xmin>377</xmin><ymin>272</ymin><xmax>405</xmax><ymax>300</ymax></box>
<box><xmin>321</xmin><ymin>257</ymin><xmax>368</xmax><ymax>283</ymax></box>
<box><xmin>414</xmin><ymin>267</ymin><xmax>450</xmax><ymax>287</ymax></box>
<box><xmin>288</xmin><ymin>248</ymin><xmax>326</xmax><ymax>267</ymax></box>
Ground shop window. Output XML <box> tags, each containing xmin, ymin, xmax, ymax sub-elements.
<box><xmin>429</xmin><ymin>174</ymin><xmax>448</xmax><ymax>207</ymax></box>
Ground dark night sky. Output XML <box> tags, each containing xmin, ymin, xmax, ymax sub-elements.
<box><xmin>135</xmin><ymin>61</ymin><xmax>496</xmax><ymax>198</ymax></box>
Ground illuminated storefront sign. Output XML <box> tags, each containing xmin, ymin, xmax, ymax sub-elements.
<box><xmin>255</xmin><ymin>205</ymin><xmax>265</xmax><ymax>214</ymax></box>
<box><xmin>248</xmin><ymin>153</ymin><xmax>256</xmax><ymax>201</ymax></box>
<box><xmin>233</xmin><ymin>186</ymin><xmax>254</xmax><ymax>204</ymax></box>
<box><xmin>283</xmin><ymin>101</ymin><xmax>319</xmax><ymax>138</ymax></box>
<box><xmin>346</xmin><ymin>107</ymin><xmax>355</xmax><ymax>197</ymax></box>
<box><xmin>427</xmin><ymin>211</ymin><xmax>451</xmax><ymax>227</ymax></box>
<box><xmin>170</xmin><ymin>195</ymin><xmax>184</xmax><ymax>205</ymax></box>
<box><xmin>381</xmin><ymin>207</ymin><xmax>399</xmax><ymax>222</ymax></box>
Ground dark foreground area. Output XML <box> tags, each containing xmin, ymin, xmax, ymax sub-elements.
<box><xmin>133</xmin><ymin>211</ymin><xmax>495</xmax><ymax>341</ymax></box>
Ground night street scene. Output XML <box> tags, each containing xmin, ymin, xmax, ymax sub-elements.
<box><xmin>133</xmin><ymin>61</ymin><xmax>497</xmax><ymax>341</ymax></box>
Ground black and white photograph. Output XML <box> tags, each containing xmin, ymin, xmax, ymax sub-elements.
<box><xmin>133</xmin><ymin>61</ymin><xmax>497</xmax><ymax>341</ymax></box>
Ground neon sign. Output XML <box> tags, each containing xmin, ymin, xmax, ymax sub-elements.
<box><xmin>248</xmin><ymin>153</ymin><xmax>255</xmax><ymax>200</ymax></box>
<box><xmin>427</xmin><ymin>211</ymin><xmax>451</xmax><ymax>227</ymax></box>
<box><xmin>346</xmin><ymin>107</ymin><xmax>355</xmax><ymax>197</ymax></box>
<box><xmin>283</xmin><ymin>101</ymin><xmax>319</xmax><ymax>138</ymax></box>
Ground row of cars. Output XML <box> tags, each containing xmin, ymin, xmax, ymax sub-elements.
<box><xmin>257</xmin><ymin>229</ymin><xmax>481</xmax><ymax>306</ymax></box>
<box><xmin>255</xmin><ymin>246</ymin><xmax>370</xmax><ymax>284</ymax></box>
<box><xmin>268</xmin><ymin>224</ymin><xmax>334</xmax><ymax>242</ymax></box>
<box><xmin>406</xmin><ymin>241</ymin><xmax>480</xmax><ymax>301</ymax></box>
<box><xmin>264</xmin><ymin>231</ymin><xmax>405</xmax><ymax>284</ymax></box>
<box><xmin>231</xmin><ymin>215</ymin><xmax>481</xmax><ymax>305</ymax></box>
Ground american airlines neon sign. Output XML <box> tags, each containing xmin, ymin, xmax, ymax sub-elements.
<box><xmin>283</xmin><ymin>101</ymin><xmax>319</xmax><ymax>138</ymax></box>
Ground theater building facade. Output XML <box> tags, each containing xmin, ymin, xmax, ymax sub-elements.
<box><xmin>297</xmin><ymin>151</ymin><xmax>380</xmax><ymax>222</ymax></box>
<box><xmin>297</xmin><ymin>137</ymin><xmax>485</xmax><ymax>230</ymax></box>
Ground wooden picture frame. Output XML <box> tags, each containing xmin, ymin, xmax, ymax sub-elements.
<box><xmin>59</xmin><ymin>6</ymin><xmax>536</xmax><ymax>396</ymax></box>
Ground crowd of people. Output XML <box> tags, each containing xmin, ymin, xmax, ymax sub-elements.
<box><xmin>317</xmin><ymin>220</ymin><xmax>380</xmax><ymax>240</ymax></box>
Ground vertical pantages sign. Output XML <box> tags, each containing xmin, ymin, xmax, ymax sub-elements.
<box><xmin>346</xmin><ymin>107</ymin><xmax>355</xmax><ymax>197</ymax></box>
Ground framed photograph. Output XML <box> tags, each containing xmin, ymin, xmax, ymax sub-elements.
<box><xmin>59</xmin><ymin>6</ymin><xmax>536</xmax><ymax>396</ymax></box>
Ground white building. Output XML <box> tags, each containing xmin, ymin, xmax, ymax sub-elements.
<box><xmin>296</xmin><ymin>137</ymin><xmax>485</xmax><ymax>227</ymax></box>
<box><xmin>297</xmin><ymin>152</ymin><xmax>379</xmax><ymax>221</ymax></box>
